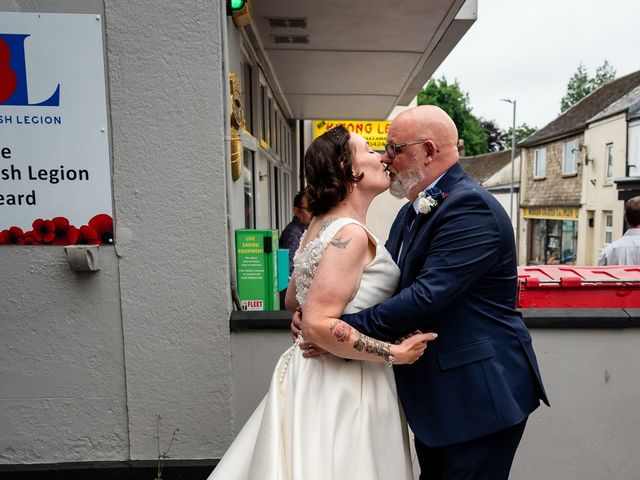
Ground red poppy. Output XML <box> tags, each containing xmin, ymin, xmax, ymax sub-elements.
<box><xmin>0</xmin><ymin>226</ymin><xmax>24</xmax><ymax>244</ymax></box>
<box><xmin>77</xmin><ymin>225</ymin><xmax>100</xmax><ymax>245</ymax></box>
<box><xmin>88</xmin><ymin>214</ymin><xmax>114</xmax><ymax>244</ymax></box>
<box><xmin>32</xmin><ymin>219</ymin><xmax>56</xmax><ymax>243</ymax></box>
<box><xmin>51</xmin><ymin>217</ymin><xmax>80</xmax><ymax>245</ymax></box>
<box><xmin>19</xmin><ymin>231</ymin><xmax>38</xmax><ymax>245</ymax></box>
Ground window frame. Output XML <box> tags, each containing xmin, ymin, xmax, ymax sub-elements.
<box><xmin>534</xmin><ymin>147</ymin><xmax>547</xmax><ymax>178</ymax></box>
<box><xmin>562</xmin><ymin>139</ymin><xmax>578</xmax><ymax>175</ymax></box>
<box><xmin>604</xmin><ymin>211</ymin><xmax>613</xmax><ymax>245</ymax></box>
<box><xmin>605</xmin><ymin>143</ymin><xmax>614</xmax><ymax>180</ymax></box>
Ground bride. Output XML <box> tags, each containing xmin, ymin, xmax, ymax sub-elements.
<box><xmin>209</xmin><ymin>125</ymin><xmax>436</xmax><ymax>480</ymax></box>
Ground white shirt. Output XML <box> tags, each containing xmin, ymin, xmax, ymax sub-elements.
<box><xmin>409</xmin><ymin>173</ymin><xmax>446</xmax><ymax>216</ymax></box>
<box><xmin>597</xmin><ymin>228</ymin><xmax>640</xmax><ymax>265</ymax></box>
<box><xmin>399</xmin><ymin>173</ymin><xmax>446</xmax><ymax>258</ymax></box>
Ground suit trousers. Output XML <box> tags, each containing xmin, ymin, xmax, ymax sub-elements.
<box><xmin>415</xmin><ymin>417</ymin><xmax>528</xmax><ymax>480</ymax></box>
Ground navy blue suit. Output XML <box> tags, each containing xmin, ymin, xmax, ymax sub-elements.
<box><xmin>343</xmin><ymin>163</ymin><xmax>548</xmax><ymax>475</ymax></box>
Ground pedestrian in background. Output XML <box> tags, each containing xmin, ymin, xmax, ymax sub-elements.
<box><xmin>279</xmin><ymin>189</ymin><xmax>312</xmax><ymax>273</ymax></box>
<box><xmin>279</xmin><ymin>190</ymin><xmax>312</xmax><ymax>307</ymax></box>
<box><xmin>598</xmin><ymin>196</ymin><xmax>640</xmax><ymax>265</ymax></box>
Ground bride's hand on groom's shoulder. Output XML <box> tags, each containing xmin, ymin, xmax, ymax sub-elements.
<box><xmin>392</xmin><ymin>332</ymin><xmax>438</xmax><ymax>365</ymax></box>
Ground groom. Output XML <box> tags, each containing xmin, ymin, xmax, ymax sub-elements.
<box><xmin>296</xmin><ymin>105</ymin><xmax>548</xmax><ymax>479</ymax></box>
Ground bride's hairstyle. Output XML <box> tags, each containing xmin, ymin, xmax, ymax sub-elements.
<box><xmin>304</xmin><ymin>125</ymin><xmax>364</xmax><ymax>216</ymax></box>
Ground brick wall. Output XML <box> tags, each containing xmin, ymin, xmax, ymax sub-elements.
<box><xmin>522</xmin><ymin>136</ymin><xmax>583</xmax><ymax>207</ymax></box>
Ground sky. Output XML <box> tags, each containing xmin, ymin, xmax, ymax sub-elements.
<box><xmin>432</xmin><ymin>0</ymin><xmax>640</xmax><ymax>131</ymax></box>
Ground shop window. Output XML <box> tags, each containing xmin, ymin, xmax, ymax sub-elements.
<box><xmin>604</xmin><ymin>211</ymin><xmax>613</xmax><ymax>245</ymax></box>
<box><xmin>243</xmin><ymin>149</ymin><xmax>255</xmax><ymax>228</ymax></box>
<box><xmin>269</xmin><ymin>97</ymin><xmax>275</xmax><ymax>150</ymax></box>
<box><xmin>260</xmin><ymin>84</ymin><xmax>270</xmax><ymax>147</ymax></box>
<box><xmin>242</xmin><ymin>61</ymin><xmax>253</xmax><ymax>134</ymax></box>
<box><xmin>529</xmin><ymin>218</ymin><xmax>577</xmax><ymax>265</ymax></box>
<box><xmin>628</xmin><ymin>122</ymin><xmax>640</xmax><ymax>176</ymax></box>
<box><xmin>605</xmin><ymin>143</ymin><xmax>614</xmax><ymax>179</ymax></box>
<box><xmin>534</xmin><ymin>148</ymin><xmax>546</xmax><ymax>178</ymax></box>
<box><xmin>563</xmin><ymin>140</ymin><xmax>578</xmax><ymax>174</ymax></box>
<box><xmin>281</xmin><ymin>171</ymin><xmax>291</xmax><ymax>229</ymax></box>
<box><xmin>276</xmin><ymin>115</ymin><xmax>282</xmax><ymax>157</ymax></box>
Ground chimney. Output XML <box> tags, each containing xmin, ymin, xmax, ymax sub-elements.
<box><xmin>457</xmin><ymin>139</ymin><xmax>465</xmax><ymax>157</ymax></box>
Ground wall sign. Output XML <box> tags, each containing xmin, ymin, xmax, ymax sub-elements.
<box><xmin>0</xmin><ymin>12</ymin><xmax>113</xmax><ymax>245</ymax></box>
<box><xmin>522</xmin><ymin>207</ymin><xmax>579</xmax><ymax>220</ymax></box>
<box><xmin>313</xmin><ymin>120</ymin><xmax>390</xmax><ymax>150</ymax></box>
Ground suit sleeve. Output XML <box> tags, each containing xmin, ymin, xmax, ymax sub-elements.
<box><xmin>342</xmin><ymin>191</ymin><xmax>504</xmax><ymax>341</ymax></box>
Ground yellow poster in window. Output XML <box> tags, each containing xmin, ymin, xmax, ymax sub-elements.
<box><xmin>313</xmin><ymin>120</ymin><xmax>390</xmax><ymax>150</ymax></box>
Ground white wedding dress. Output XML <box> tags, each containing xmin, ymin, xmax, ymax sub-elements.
<box><xmin>209</xmin><ymin>218</ymin><xmax>413</xmax><ymax>480</ymax></box>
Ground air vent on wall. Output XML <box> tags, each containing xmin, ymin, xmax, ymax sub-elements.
<box><xmin>272</xmin><ymin>35</ymin><xmax>309</xmax><ymax>45</ymax></box>
<box><xmin>267</xmin><ymin>17</ymin><xmax>308</xmax><ymax>29</ymax></box>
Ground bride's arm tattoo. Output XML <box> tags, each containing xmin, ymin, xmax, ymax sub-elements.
<box><xmin>330</xmin><ymin>236</ymin><xmax>351</xmax><ymax>249</ymax></box>
<box><xmin>329</xmin><ymin>320</ymin><xmax>392</xmax><ymax>362</ymax></box>
<box><xmin>353</xmin><ymin>332</ymin><xmax>392</xmax><ymax>361</ymax></box>
<box><xmin>329</xmin><ymin>319</ymin><xmax>353</xmax><ymax>342</ymax></box>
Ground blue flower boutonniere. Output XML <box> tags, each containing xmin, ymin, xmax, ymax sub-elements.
<box><xmin>417</xmin><ymin>187</ymin><xmax>448</xmax><ymax>215</ymax></box>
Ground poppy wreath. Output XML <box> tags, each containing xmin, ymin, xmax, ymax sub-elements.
<box><xmin>0</xmin><ymin>214</ymin><xmax>114</xmax><ymax>245</ymax></box>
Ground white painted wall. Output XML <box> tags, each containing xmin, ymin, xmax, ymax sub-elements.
<box><xmin>229</xmin><ymin>327</ymin><xmax>640</xmax><ymax>480</ymax></box>
<box><xmin>1</xmin><ymin>247</ymin><xmax>128</xmax><ymax>463</ymax></box>
<box><xmin>512</xmin><ymin>329</ymin><xmax>640</xmax><ymax>480</ymax></box>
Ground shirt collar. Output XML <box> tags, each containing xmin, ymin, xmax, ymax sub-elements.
<box><xmin>411</xmin><ymin>173</ymin><xmax>446</xmax><ymax>213</ymax></box>
<box><xmin>624</xmin><ymin>228</ymin><xmax>640</xmax><ymax>236</ymax></box>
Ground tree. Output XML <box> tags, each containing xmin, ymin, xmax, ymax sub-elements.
<box><xmin>560</xmin><ymin>60</ymin><xmax>616</xmax><ymax>112</ymax></box>
<box><xmin>479</xmin><ymin>118</ymin><xmax>505</xmax><ymax>152</ymax></box>
<box><xmin>501</xmin><ymin>123</ymin><xmax>537</xmax><ymax>149</ymax></box>
<box><xmin>418</xmin><ymin>77</ymin><xmax>488</xmax><ymax>156</ymax></box>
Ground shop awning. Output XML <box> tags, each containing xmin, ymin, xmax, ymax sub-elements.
<box><xmin>246</xmin><ymin>0</ymin><xmax>476</xmax><ymax>119</ymax></box>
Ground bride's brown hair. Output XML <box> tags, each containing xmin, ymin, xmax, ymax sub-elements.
<box><xmin>304</xmin><ymin>125</ymin><xmax>364</xmax><ymax>216</ymax></box>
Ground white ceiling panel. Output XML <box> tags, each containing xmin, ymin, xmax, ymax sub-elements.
<box><xmin>246</xmin><ymin>0</ymin><xmax>476</xmax><ymax>119</ymax></box>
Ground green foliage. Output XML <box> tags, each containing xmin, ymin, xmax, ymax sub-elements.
<box><xmin>418</xmin><ymin>77</ymin><xmax>488</xmax><ymax>156</ymax></box>
<box><xmin>502</xmin><ymin>123</ymin><xmax>538</xmax><ymax>149</ymax></box>
<box><xmin>560</xmin><ymin>60</ymin><xmax>616</xmax><ymax>112</ymax></box>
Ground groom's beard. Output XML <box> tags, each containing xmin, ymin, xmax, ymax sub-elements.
<box><xmin>389</xmin><ymin>155</ymin><xmax>427</xmax><ymax>199</ymax></box>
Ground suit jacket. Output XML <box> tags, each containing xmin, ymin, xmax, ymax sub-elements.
<box><xmin>342</xmin><ymin>162</ymin><xmax>549</xmax><ymax>447</ymax></box>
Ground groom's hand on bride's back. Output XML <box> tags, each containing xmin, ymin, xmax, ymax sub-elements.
<box><xmin>291</xmin><ymin>307</ymin><xmax>303</xmax><ymax>340</ymax></box>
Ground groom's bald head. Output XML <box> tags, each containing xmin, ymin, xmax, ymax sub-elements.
<box><xmin>385</xmin><ymin>105</ymin><xmax>460</xmax><ymax>200</ymax></box>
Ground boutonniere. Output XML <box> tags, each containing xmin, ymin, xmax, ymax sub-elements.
<box><xmin>417</xmin><ymin>187</ymin><xmax>448</xmax><ymax>214</ymax></box>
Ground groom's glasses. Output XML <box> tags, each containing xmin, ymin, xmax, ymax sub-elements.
<box><xmin>384</xmin><ymin>140</ymin><xmax>440</xmax><ymax>160</ymax></box>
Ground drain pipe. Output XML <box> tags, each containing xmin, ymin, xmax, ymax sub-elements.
<box><xmin>220</xmin><ymin>8</ymin><xmax>241</xmax><ymax>311</ymax></box>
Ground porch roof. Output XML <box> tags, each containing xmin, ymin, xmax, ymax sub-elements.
<box><xmin>246</xmin><ymin>0</ymin><xmax>476</xmax><ymax>120</ymax></box>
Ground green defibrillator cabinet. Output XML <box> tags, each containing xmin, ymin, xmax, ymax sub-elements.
<box><xmin>235</xmin><ymin>229</ymin><xmax>280</xmax><ymax>311</ymax></box>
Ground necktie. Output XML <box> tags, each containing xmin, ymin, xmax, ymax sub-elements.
<box><xmin>398</xmin><ymin>206</ymin><xmax>417</xmax><ymax>264</ymax></box>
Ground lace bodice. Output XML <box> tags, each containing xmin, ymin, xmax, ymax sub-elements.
<box><xmin>292</xmin><ymin>218</ymin><xmax>400</xmax><ymax>312</ymax></box>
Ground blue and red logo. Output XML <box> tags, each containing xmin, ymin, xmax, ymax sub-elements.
<box><xmin>0</xmin><ymin>33</ymin><xmax>60</xmax><ymax>106</ymax></box>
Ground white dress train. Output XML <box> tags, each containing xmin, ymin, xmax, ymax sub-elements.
<box><xmin>209</xmin><ymin>218</ymin><xmax>413</xmax><ymax>480</ymax></box>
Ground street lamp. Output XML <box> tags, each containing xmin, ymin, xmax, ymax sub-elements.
<box><xmin>500</xmin><ymin>98</ymin><xmax>517</xmax><ymax>222</ymax></box>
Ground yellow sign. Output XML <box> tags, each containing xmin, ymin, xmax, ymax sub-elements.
<box><xmin>313</xmin><ymin>120</ymin><xmax>390</xmax><ymax>150</ymax></box>
<box><xmin>522</xmin><ymin>207</ymin><xmax>579</xmax><ymax>220</ymax></box>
